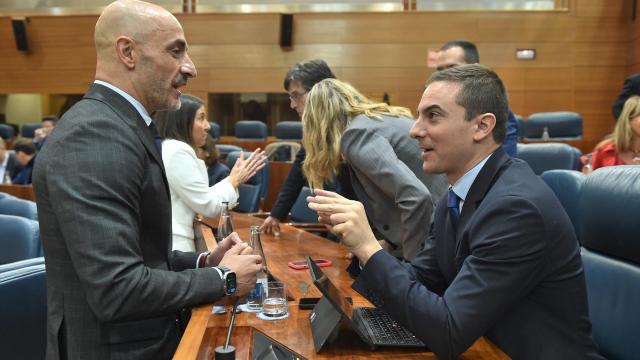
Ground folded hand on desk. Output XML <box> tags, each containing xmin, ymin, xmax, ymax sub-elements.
<box><xmin>214</xmin><ymin>233</ymin><xmax>263</xmax><ymax>296</ymax></box>
<box><xmin>307</xmin><ymin>189</ymin><xmax>382</xmax><ymax>264</ymax></box>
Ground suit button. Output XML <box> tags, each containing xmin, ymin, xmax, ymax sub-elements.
<box><xmin>383</xmin><ymin>224</ymin><xmax>389</xmax><ymax>231</ymax></box>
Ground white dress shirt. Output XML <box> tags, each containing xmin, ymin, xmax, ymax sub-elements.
<box><xmin>162</xmin><ymin>139</ymin><xmax>238</xmax><ymax>252</ymax></box>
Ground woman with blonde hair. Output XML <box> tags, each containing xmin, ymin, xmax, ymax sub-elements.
<box><xmin>302</xmin><ymin>79</ymin><xmax>447</xmax><ymax>261</ymax></box>
<box><xmin>585</xmin><ymin>95</ymin><xmax>640</xmax><ymax>173</ymax></box>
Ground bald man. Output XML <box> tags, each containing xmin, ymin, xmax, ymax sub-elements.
<box><xmin>33</xmin><ymin>1</ymin><xmax>261</xmax><ymax>359</ymax></box>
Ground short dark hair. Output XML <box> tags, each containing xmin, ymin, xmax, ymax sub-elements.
<box><xmin>440</xmin><ymin>40</ymin><xmax>480</xmax><ymax>64</ymax></box>
<box><xmin>153</xmin><ymin>94</ymin><xmax>204</xmax><ymax>148</ymax></box>
<box><xmin>283</xmin><ymin>59</ymin><xmax>336</xmax><ymax>91</ymax></box>
<box><xmin>426</xmin><ymin>64</ymin><xmax>507</xmax><ymax>144</ymax></box>
<box><xmin>12</xmin><ymin>138</ymin><xmax>36</xmax><ymax>155</ymax></box>
<box><xmin>42</xmin><ymin>115</ymin><xmax>59</xmax><ymax>123</ymax></box>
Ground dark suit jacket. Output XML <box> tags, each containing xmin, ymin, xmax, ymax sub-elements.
<box><xmin>11</xmin><ymin>156</ymin><xmax>34</xmax><ymax>184</ymax></box>
<box><xmin>612</xmin><ymin>73</ymin><xmax>640</xmax><ymax>120</ymax></box>
<box><xmin>353</xmin><ymin>148</ymin><xmax>602</xmax><ymax>359</ymax></box>
<box><xmin>270</xmin><ymin>147</ymin><xmax>307</xmax><ymax>220</ymax></box>
<box><xmin>33</xmin><ymin>84</ymin><xmax>224</xmax><ymax>360</ymax></box>
<box><xmin>3</xmin><ymin>150</ymin><xmax>19</xmax><ymax>181</ymax></box>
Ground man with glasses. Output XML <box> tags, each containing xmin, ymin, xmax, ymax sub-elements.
<box><xmin>260</xmin><ymin>59</ymin><xmax>343</xmax><ymax>236</ymax></box>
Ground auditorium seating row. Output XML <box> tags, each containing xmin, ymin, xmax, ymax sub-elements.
<box><xmin>541</xmin><ymin>166</ymin><xmax>640</xmax><ymax>360</ymax></box>
<box><xmin>209</xmin><ymin>120</ymin><xmax>302</xmax><ymax>141</ymax></box>
<box><xmin>515</xmin><ymin>111</ymin><xmax>583</xmax><ymax>141</ymax></box>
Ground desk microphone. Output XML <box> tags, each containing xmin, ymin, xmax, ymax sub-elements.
<box><xmin>215</xmin><ymin>300</ymin><xmax>238</xmax><ymax>360</ymax></box>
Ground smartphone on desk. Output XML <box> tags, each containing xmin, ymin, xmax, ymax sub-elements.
<box><xmin>288</xmin><ymin>258</ymin><xmax>332</xmax><ymax>270</ymax></box>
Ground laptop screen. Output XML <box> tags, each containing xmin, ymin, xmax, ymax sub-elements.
<box><xmin>307</xmin><ymin>256</ymin><xmax>353</xmax><ymax>320</ymax></box>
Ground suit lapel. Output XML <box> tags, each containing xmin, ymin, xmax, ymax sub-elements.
<box><xmin>454</xmin><ymin>148</ymin><xmax>511</xmax><ymax>269</ymax></box>
<box><xmin>84</xmin><ymin>84</ymin><xmax>170</xmax><ymax>197</ymax></box>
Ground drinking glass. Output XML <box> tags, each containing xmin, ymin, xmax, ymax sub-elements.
<box><xmin>262</xmin><ymin>282</ymin><xmax>288</xmax><ymax>318</ymax></box>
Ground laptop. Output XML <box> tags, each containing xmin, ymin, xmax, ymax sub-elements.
<box><xmin>306</xmin><ymin>256</ymin><xmax>426</xmax><ymax>352</ymax></box>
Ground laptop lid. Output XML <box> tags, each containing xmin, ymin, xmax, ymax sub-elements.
<box><xmin>307</xmin><ymin>256</ymin><xmax>353</xmax><ymax>320</ymax></box>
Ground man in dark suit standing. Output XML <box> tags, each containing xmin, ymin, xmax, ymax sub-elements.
<box><xmin>309</xmin><ymin>64</ymin><xmax>603</xmax><ymax>359</ymax></box>
<box><xmin>612</xmin><ymin>73</ymin><xmax>640</xmax><ymax>120</ymax></box>
<box><xmin>33</xmin><ymin>1</ymin><xmax>262</xmax><ymax>359</ymax></box>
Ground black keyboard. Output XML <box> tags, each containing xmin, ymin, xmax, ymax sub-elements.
<box><xmin>356</xmin><ymin>307</ymin><xmax>425</xmax><ymax>347</ymax></box>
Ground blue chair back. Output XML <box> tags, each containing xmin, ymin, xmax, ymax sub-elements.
<box><xmin>290</xmin><ymin>187</ymin><xmax>318</xmax><ymax>223</ymax></box>
<box><xmin>20</xmin><ymin>123</ymin><xmax>42</xmax><ymax>138</ymax></box>
<box><xmin>525</xmin><ymin>111</ymin><xmax>583</xmax><ymax>140</ymax></box>
<box><xmin>207</xmin><ymin>161</ymin><xmax>230</xmax><ymax>186</ymax></box>
<box><xmin>227</xmin><ymin>150</ymin><xmax>269</xmax><ymax>199</ymax></box>
<box><xmin>274</xmin><ymin>121</ymin><xmax>303</xmax><ymax>141</ymax></box>
<box><xmin>209</xmin><ymin>122</ymin><xmax>221</xmax><ymax>140</ymax></box>
<box><xmin>0</xmin><ymin>261</ymin><xmax>47</xmax><ymax>360</ymax></box>
<box><xmin>0</xmin><ymin>195</ymin><xmax>38</xmax><ymax>220</ymax></box>
<box><xmin>234</xmin><ymin>183</ymin><xmax>261</xmax><ymax>213</ymax></box>
<box><xmin>578</xmin><ymin>165</ymin><xmax>640</xmax><ymax>360</ymax></box>
<box><xmin>516</xmin><ymin>143</ymin><xmax>581</xmax><ymax>175</ymax></box>
<box><xmin>235</xmin><ymin>120</ymin><xmax>268</xmax><ymax>140</ymax></box>
<box><xmin>514</xmin><ymin>114</ymin><xmax>525</xmax><ymax>139</ymax></box>
<box><xmin>0</xmin><ymin>124</ymin><xmax>14</xmax><ymax>139</ymax></box>
<box><xmin>541</xmin><ymin>170</ymin><xmax>585</xmax><ymax>241</ymax></box>
<box><xmin>0</xmin><ymin>215</ymin><xmax>41</xmax><ymax>264</ymax></box>
<box><xmin>216</xmin><ymin>144</ymin><xmax>243</xmax><ymax>161</ymax></box>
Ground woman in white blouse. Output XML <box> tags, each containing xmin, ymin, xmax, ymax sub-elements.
<box><xmin>154</xmin><ymin>94</ymin><xmax>265</xmax><ymax>252</ymax></box>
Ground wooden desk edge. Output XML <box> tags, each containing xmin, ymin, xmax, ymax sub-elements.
<box><xmin>173</xmin><ymin>305</ymin><xmax>212</xmax><ymax>360</ymax></box>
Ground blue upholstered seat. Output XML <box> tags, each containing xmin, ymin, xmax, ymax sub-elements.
<box><xmin>207</xmin><ymin>161</ymin><xmax>230</xmax><ymax>186</ymax></box>
<box><xmin>525</xmin><ymin>111</ymin><xmax>583</xmax><ymax>140</ymax></box>
<box><xmin>208</xmin><ymin>122</ymin><xmax>221</xmax><ymax>140</ymax></box>
<box><xmin>274</xmin><ymin>121</ymin><xmax>303</xmax><ymax>141</ymax></box>
<box><xmin>235</xmin><ymin>120</ymin><xmax>268</xmax><ymax>140</ymax></box>
<box><xmin>290</xmin><ymin>187</ymin><xmax>317</xmax><ymax>223</ymax></box>
<box><xmin>516</xmin><ymin>143</ymin><xmax>581</xmax><ymax>175</ymax></box>
<box><xmin>20</xmin><ymin>123</ymin><xmax>42</xmax><ymax>138</ymax></box>
<box><xmin>514</xmin><ymin>114</ymin><xmax>526</xmax><ymax>139</ymax></box>
<box><xmin>215</xmin><ymin>144</ymin><xmax>243</xmax><ymax>161</ymax></box>
<box><xmin>0</xmin><ymin>261</ymin><xmax>47</xmax><ymax>359</ymax></box>
<box><xmin>227</xmin><ymin>150</ymin><xmax>269</xmax><ymax>199</ymax></box>
<box><xmin>541</xmin><ymin>170</ymin><xmax>585</xmax><ymax>241</ymax></box>
<box><xmin>0</xmin><ymin>123</ymin><xmax>14</xmax><ymax>139</ymax></box>
<box><xmin>0</xmin><ymin>194</ymin><xmax>38</xmax><ymax>220</ymax></box>
<box><xmin>233</xmin><ymin>183</ymin><xmax>262</xmax><ymax>213</ymax></box>
<box><xmin>578</xmin><ymin>165</ymin><xmax>640</xmax><ymax>360</ymax></box>
<box><xmin>0</xmin><ymin>214</ymin><xmax>41</xmax><ymax>264</ymax></box>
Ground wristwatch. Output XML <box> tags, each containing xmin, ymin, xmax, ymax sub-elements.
<box><xmin>218</xmin><ymin>266</ymin><xmax>237</xmax><ymax>296</ymax></box>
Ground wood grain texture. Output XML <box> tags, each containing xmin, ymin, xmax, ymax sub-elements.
<box><xmin>173</xmin><ymin>213</ymin><xmax>509</xmax><ymax>360</ymax></box>
<box><xmin>0</xmin><ymin>0</ymin><xmax>631</xmax><ymax>153</ymax></box>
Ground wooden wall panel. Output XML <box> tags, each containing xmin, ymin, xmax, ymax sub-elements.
<box><xmin>0</xmin><ymin>0</ymin><xmax>632</xmax><ymax>153</ymax></box>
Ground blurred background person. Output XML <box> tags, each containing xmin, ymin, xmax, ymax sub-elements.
<box><xmin>584</xmin><ymin>95</ymin><xmax>640</xmax><ymax>173</ymax></box>
<box><xmin>302</xmin><ymin>78</ymin><xmax>447</xmax><ymax>261</ymax></box>
<box><xmin>11</xmin><ymin>138</ymin><xmax>36</xmax><ymax>185</ymax></box>
<box><xmin>155</xmin><ymin>94</ymin><xmax>266</xmax><ymax>252</ymax></box>
<box><xmin>33</xmin><ymin>115</ymin><xmax>58</xmax><ymax>151</ymax></box>
<box><xmin>0</xmin><ymin>138</ymin><xmax>19</xmax><ymax>183</ymax></box>
<box><xmin>198</xmin><ymin>134</ymin><xmax>231</xmax><ymax>186</ymax></box>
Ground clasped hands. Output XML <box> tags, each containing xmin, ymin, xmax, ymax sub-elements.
<box><xmin>206</xmin><ymin>232</ymin><xmax>263</xmax><ymax>296</ymax></box>
<box><xmin>307</xmin><ymin>189</ymin><xmax>383</xmax><ymax>264</ymax></box>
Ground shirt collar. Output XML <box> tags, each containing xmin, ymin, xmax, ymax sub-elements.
<box><xmin>451</xmin><ymin>152</ymin><xmax>493</xmax><ymax>207</ymax></box>
<box><xmin>94</xmin><ymin>80</ymin><xmax>153</xmax><ymax>126</ymax></box>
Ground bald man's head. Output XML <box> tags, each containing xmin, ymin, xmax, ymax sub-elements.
<box><xmin>93</xmin><ymin>0</ymin><xmax>196</xmax><ymax>113</ymax></box>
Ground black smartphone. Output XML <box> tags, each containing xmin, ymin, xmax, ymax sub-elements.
<box><xmin>298</xmin><ymin>297</ymin><xmax>320</xmax><ymax>310</ymax></box>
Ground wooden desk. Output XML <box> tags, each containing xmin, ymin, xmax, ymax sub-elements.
<box><xmin>0</xmin><ymin>184</ymin><xmax>36</xmax><ymax>201</ymax></box>
<box><xmin>174</xmin><ymin>213</ymin><xmax>507</xmax><ymax>359</ymax></box>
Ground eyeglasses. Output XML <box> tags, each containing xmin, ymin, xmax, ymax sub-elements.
<box><xmin>288</xmin><ymin>91</ymin><xmax>307</xmax><ymax>103</ymax></box>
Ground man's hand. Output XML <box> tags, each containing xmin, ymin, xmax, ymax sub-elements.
<box><xmin>218</xmin><ymin>243</ymin><xmax>262</xmax><ymax>296</ymax></box>
<box><xmin>259</xmin><ymin>216</ymin><xmax>281</xmax><ymax>236</ymax></box>
<box><xmin>206</xmin><ymin>232</ymin><xmax>243</xmax><ymax>267</ymax></box>
<box><xmin>307</xmin><ymin>189</ymin><xmax>382</xmax><ymax>264</ymax></box>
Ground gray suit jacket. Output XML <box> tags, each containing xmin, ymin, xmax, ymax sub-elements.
<box><xmin>341</xmin><ymin>114</ymin><xmax>447</xmax><ymax>260</ymax></box>
<box><xmin>354</xmin><ymin>149</ymin><xmax>602</xmax><ymax>359</ymax></box>
<box><xmin>33</xmin><ymin>84</ymin><xmax>224</xmax><ymax>360</ymax></box>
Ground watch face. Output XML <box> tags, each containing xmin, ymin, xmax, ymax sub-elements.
<box><xmin>225</xmin><ymin>272</ymin><xmax>237</xmax><ymax>295</ymax></box>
